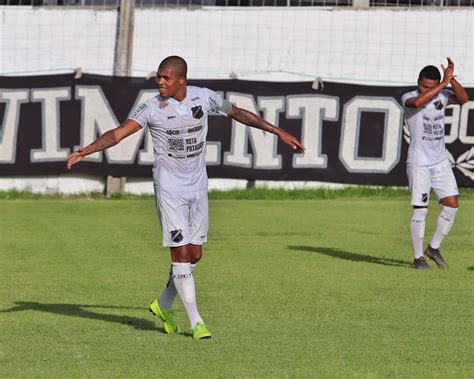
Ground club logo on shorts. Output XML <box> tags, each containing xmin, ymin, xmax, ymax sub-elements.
<box><xmin>421</xmin><ymin>193</ymin><xmax>428</xmax><ymax>203</ymax></box>
<box><xmin>191</xmin><ymin>105</ymin><xmax>204</xmax><ymax>119</ymax></box>
<box><xmin>170</xmin><ymin>229</ymin><xmax>183</xmax><ymax>243</ymax></box>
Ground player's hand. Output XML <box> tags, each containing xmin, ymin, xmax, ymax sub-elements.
<box><xmin>446</xmin><ymin>57</ymin><xmax>455</xmax><ymax>71</ymax></box>
<box><xmin>278</xmin><ymin>130</ymin><xmax>306</xmax><ymax>154</ymax></box>
<box><xmin>441</xmin><ymin>57</ymin><xmax>455</xmax><ymax>86</ymax></box>
<box><xmin>446</xmin><ymin>57</ymin><xmax>457</xmax><ymax>82</ymax></box>
<box><xmin>66</xmin><ymin>148</ymin><xmax>86</xmax><ymax>170</ymax></box>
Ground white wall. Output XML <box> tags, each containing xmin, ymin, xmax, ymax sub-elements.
<box><xmin>133</xmin><ymin>8</ymin><xmax>474</xmax><ymax>85</ymax></box>
<box><xmin>0</xmin><ymin>7</ymin><xmax>117</xmax><ymax>76</ymax></box>
<box><xmin>1</xmin><ymin>7</ymin><xmax>473</xmax><ymax>85</ymax></box>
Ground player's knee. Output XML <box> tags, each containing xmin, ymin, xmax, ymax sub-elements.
<box><xmin>171</xmin><ymin>246</ymin><xmax>192</xmax><ymax>263</ymax></box>
<box><xmin>191</xmin><ymin>250</ymin><xmax>202</xmax><ymax>263</ymax></box>
<box><xmin>170</xmin><ymin>245</ymin><xmax>202</xmax><ymax>263</ymax></box>
<box><xmin>189</xmin><ymin>245</ymin><xmax>202</xmax><ymax>263</ymax></box>
<box><xmin>440</xmin><ymin>196</ymin><xmax>458</xmax><ymax>208</ymax></box>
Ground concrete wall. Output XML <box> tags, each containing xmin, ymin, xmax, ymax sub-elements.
<box><xmin>1</xmin><ymin>7</ymin><xmax>473</xmax><ymax>84</ymax></box>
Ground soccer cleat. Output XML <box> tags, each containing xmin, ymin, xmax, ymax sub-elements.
<box><xmin>413</xmin><ymin>256</ymin><xmax>430</xmax><ymax>270</ymax></box>
<box><xmin>149</xmin><ymin>299</ymin><xmax>181</xmax><ymax>334</ymax></box>
<box><xmin>424</xmin><ymin>245</ymin><xmax>448</xmax><ymax>269</ymax></box>
<box><xmin>192</xmin><ymin>322</ymin><xmax>212</xmax><ymax>340</ymax></box>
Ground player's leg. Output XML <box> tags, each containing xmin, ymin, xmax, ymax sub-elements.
<box><xmin>425</xmin><ymin>161</ymin><xmax>459</xmax><ymax>268</ymax></box>
<box><xmin>149</xmin><ymin>190</ymin><xmax>189</xmax><ymax>334</ymax></box>
<box><xmin>170</xmin><ymin>189</ymin><xmax>211</xmax><ymax>339</ymax></box>
<box><xmin>171</xmin><ymin>244</ymin><xmax>210</xmax><ymax>339</ymax></box>
<box><xmin>407</xmin><ymin>164</ymin><xmax>430</xmax><ymax>269</ymax></box>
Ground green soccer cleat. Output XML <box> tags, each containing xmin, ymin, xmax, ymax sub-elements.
<box><xmin>192</xmin><ymin>322</ymin><xmax>212</xmax><ymax>340</ymax></box>
<box><xmin>149</xmin><ymin>299</ymin><xmax>181</xmax><ymax>334</ymax></box>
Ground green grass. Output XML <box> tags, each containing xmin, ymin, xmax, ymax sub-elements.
<box><xmin>1</xmin><ymin>186</ymin><xmax>473</xmax><ymax>201</ymax></box>
<box><xmin>1</xmin><ymin>197</ymin><xmax>473</xmax><ymax>377</ymax></box>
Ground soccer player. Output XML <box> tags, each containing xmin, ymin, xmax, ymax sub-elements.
<box><xmin>401</xmin><ymin>58</ymin><xmax>468</xmax><ymax>269</ymax></box>
<box><xmin>66</xmin><ymin>56</ymin><xmax>305</xmax><ymax>339</ymax></box>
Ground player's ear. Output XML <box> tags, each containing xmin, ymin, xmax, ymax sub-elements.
<box><xmin>179</xmin><ymin>76</ymin><xmax>186</xmax><ymax>86</ymax></box>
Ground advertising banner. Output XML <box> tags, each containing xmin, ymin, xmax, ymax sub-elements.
<box><xmin>0</xmin><ymin>74</ymin><xmax>472</xmax><ymax>186</ymax></box>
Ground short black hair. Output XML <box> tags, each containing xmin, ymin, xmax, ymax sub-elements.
<box><xmin>159</xmin><ymin>56</ymin><xmax>188</xmax><ymax>78</ymax></box>
<box><xmin>418</xmin><ymin>65</ymin><xmax>441</xmax><ymax>81</ymax></box>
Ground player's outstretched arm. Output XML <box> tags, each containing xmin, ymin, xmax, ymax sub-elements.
<box><xmin>227</xmin><ymin>105</ymin><xmax>305</xmax><ymax>153</ymax></box>
<box><xmin>66</xmin><ymin>119</ymin><xmax>142</xmax><ymax>170</ymax></box>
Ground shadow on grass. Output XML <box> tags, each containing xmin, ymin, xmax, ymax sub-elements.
<box><xmin>1</xmin><ymin>301</ymin><xmax>164</xmax><ymax>332</ymax></box>
<box><xmin>288</xmin><ymin>245</ymin><xmax>412</xmax><ymax>268</ymax></box>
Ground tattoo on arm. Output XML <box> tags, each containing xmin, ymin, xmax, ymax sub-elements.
<box><xmin>233</xmin><ymin>108</ymin><xmax>277</xmax><ymax>134</ymax></box>
<box><xmin>86</xmin><ymin>130</ymin><xmax>118</xmax><ymax>154</ymax></box>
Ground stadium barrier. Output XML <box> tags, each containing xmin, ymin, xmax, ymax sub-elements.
<box><xmin>0</xmin><ymin>73</ymin><xmax>473</xmax><ymax>189</ymax></box>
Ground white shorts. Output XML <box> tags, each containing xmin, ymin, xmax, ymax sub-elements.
<box><xmin>407</xmin><ymin>159</ymin><xmax>458</xmax><ymax>206</ymax></box>
<box><xmin>154</xmin><ymin>189</ymin><xmax>209</xmax><ymax>247</ymax></box>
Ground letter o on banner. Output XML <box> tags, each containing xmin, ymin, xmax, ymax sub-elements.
<box><xmin>339</xmin><ymin>97</ymin><xmax>403</xmax><ymax>173</ymax></box>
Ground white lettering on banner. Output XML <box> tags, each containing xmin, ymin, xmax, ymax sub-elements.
<box><xmin>127</xmin><ymin>89</ymin><xmax>156</xmax><ymax>164</ymax></box>
<box><xmin>3</xmin><ymin>85</ymin><xmax>471</xmax><ymax>176</ymax></box>
<box><xmin>76</xmin><ymin>86</ymin><xmax>146</xmax><ymax>163</ymax></box>
<box><xmin>287</xmin><ymin>95</ymin><xmax>339</xmax><ymax>168</ymax></box>
<box><xmin>459</xmin><ymin>101</ymin><xmax>474</xmax><ymax>144</ymax></box>
<box><xmin>0</xmin><ymin>89</ymin><xmax>29</xmax><ymax>163</ymax></box>
<box><xmin>30</xmin><ymin>88</ymin><xmax>71</xmax><ymax>162</ymax></box>
<box><xmin>444</xmin><ymin>104</ymin><xmax>460</xmax><ymax>144</ymax></box>
<box><xmin>205</xmin><ymin>139</ymin><xmax>221</xmax><ymax>165</ymax></box>
<box><xmin>257</xmin><ymin>97</ymin><xmax>284</xmax><ymax>169</ymax></box>
<box><xmin>340</xmin><ymin>97</ymin><xmax>403</xmax><ymax>173</ymax></box>
<box><xmin>224</xmin><ymin>93</ymin><xmax>282</xmax><ymax>169</ymax></box>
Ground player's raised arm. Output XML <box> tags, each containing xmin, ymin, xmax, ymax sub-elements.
<box><xmin>444</xmin><ymin>58</ymin><xmax>469</xmax><ymax>105</ymax></box>
<box><xmin>66</xmin><ymin>119</ymin><xmax>142</xmax><ymax>170</ymax></box>
<box><xmin>404</xmin><ymin>60</ymin><xmax>454</xmax><ymax>109</ymax></box>
<box><xmin>227</xmin><ymin>104</ymin><xmax>305</xmax><ymax>153</ymax></box>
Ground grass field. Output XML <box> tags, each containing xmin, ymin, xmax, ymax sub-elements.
<box><xmin>1</xmin><ymin>191</ymin><xmax>473</xmax><ymax>377</ymax></box>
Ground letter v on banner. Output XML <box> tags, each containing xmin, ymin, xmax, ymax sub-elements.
<box><xmin>0</xmin><ymin>89</ymin><xmax>29</xmax><ymax>163</ymax></box>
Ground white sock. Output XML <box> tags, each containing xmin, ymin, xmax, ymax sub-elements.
<box><xmin>158</xmin><ymin>263</ymin><xmax>197</xmax><ymax>310</ymax></box>
<box><xmin>410</xmin><ymin>208</ymin><xmax>428</xmax><ymax>259</ymax></box>
<box><xmin>430</xmin><ymin>206</ymin><xmax>458</xmax><ymax>249</ymax></box>
<box><xmin>158</xmin><ymin>265</ymin><xmax>177</xmax><ymax>310</ymax></box>
<box><xmin>172</xmin><ymin>262</ymin><xmax>203</xmax><ymax>328</ymax></box>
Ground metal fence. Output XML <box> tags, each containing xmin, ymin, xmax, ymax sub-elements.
<box><xmin>1</xmin><ymin>0</ymin><xmax>473</xmax><ymax>6</ymax></box>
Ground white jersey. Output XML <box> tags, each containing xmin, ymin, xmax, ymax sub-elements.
<box><xmin>129</xmin><ymin>86</ymin><xmax>226</xmax><ymax>191</ymax></box>
<box><xmin>402</xmin><ymin>89</ymin><xmax>452</xmax><ymax>167</ymax></box>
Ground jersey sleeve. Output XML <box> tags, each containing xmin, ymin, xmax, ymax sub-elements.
<box><xmin>205</xmin><ymin>88</ymin><xmax>232</xmax><ymax>116</ymax></box>
<box><xmin>128</xmin><ymin>102</ymin><xmax>151</xmax><ymax>127</ymax></box>
<box><xmin>440</xmin><ymin>89</ymin><xmax>454</xmax><ymax>106</ymax></box>
<box><xmin>401</xmin><ymin>92</ymin><xmax>413</xmax><ymax>108</ymax></box>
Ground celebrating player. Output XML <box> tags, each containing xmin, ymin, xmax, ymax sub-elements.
<box><xmin>401</xmin><ymin>58</ymin><xmax>468</xmax><ymax>269</ymax></box>
<box><xmin>67</xmin><ymin>55</ymin><xmax>305</xmax><ymax>339</ymax></box>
